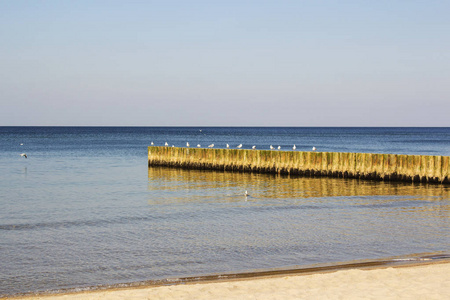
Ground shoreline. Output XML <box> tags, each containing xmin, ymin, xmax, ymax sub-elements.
<box><xmin>5</xmin><ymin>253</ymin><xmax>449</xmax><ymax>299</ymax></box>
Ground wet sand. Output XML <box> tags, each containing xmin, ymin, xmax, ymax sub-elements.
<box><xmin>7</xmin><ymin>260</ymin><xmax>449</xmax><ymax>300</ymax></box>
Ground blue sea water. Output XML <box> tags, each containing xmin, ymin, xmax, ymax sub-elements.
<box><xmin>0</xmin><ymin>127</ymin><xmax>449</xmax><ymax>296</ymax></box>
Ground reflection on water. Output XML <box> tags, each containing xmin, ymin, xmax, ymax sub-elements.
<box><xmin>147</xmin><ymin>167</ymin><xmax>449</xmax><ymax>268</ymax></box>
<box><xmin>148</xmin><ymin>167</ymin><xmax>449</xmax><ymax>213</ymax></box>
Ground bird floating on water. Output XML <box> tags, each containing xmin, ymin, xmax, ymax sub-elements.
<box><xmin>226</xmin><ymin>144</ymin><xmax>230</xmax><ymax>148</ymax></box>
<box><xmin>270</xmin><ymin>145</ymin><xmax>274</xmax><ymax>150</ymax></box>
<box><xmin>20</xmin><ymin>153</ymin><xmax>27</xmax><ymax>158</ymax></box>
<box><xmin>165</xmin><ymin>142</ymin><xmax>169</xmax><ymax>146</ymax></box>
<box><xmin>186</xmin><ymin>142</ymin><xmax>190</xmax><ymax>147</ymax></box>
<box><xmin>237</xmin><ymin>144</ymin><xmax>242</xmax><ymax>148</ymax></box>
<box><xmin>245</xmin><ymin>190</ymin><xmax>249</xmax><ymax>197</ymax></box>
<box><xmin>312</xmin><ymin>146</ymin><xmax>316</xmax><ymax>151</ymax></box>
<box><xmin>151</xmin><ymin>141</ymin><xmax>154</xmax><ymax>146</ymax></box>
<box><xmin>252</xmin><ymin>145</ymin><xmax>256</xmax><ymax>149</ymax></box>
<box><xmin>278</xmin><ymin>146</ymin><xmax>281</xmax><ymax>150</ymax></box>
<box><xmin>20</xmin><ymin>143</ymin><xmax>24</xmax><ymax>146</ymax></box>
<box><xmin>197</xmin><ymin>144</ymin><xmax>201</xmax><ymax>148</ymax></box>
<box><xmin>208</xmin><ymin>144</ymin><xmax>214</xmax><ymax>148</ymax></box>
<box><xmin>293</xmin><ymin>144</ymin><xmax>296</xmax><ymax>150</ymax></box>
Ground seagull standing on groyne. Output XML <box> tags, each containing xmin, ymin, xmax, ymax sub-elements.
<box><xmin>208</xmin><ymin>144</ymin><xmax>214</xmax><ymax>148</ymax></box>
<box><xmin>237</xmin><ymin>144</ymin><xmax>242</xmax><ymax>148</ymax></box>
<box><xmin>293</xmin><ymin>144</ymin><xmax>296</xmax><ymax>150</ymax></box>
<box><xmin>278</xmin><ymin>146</ymin><xmax>281</xmax><ymax>150</ymax></box>
<box><xmin>197</xmin><ymin>144</ymin><xmax>201</xmax><ymax>147</ymax></box>
<box><xmin>226</xmin><ymin>144</ymin><xmax>230</xmax><ymax>148</ymax></box>
<box><xmin>252</xmin><ymin>146</ymin><xmax>256</xmax><ymax>149</ymax></box>
<box><xmin>312</xmin><ymin>146</ymin><xmax>316</xmax><ymax>151</ymax></box>
<box><xmin>186</xmin><ymin>142</ymin><xmax>190</xmax><ymax>147</ymax></box>
<box><xmin>270</xmin><ymin>145</ymin><xmax>274</xmax><ymax>150</ymax></box>
<box><xmin>165</xmin><ymin>142</ymin><xmax>169</xmax><ymax>146</ymax></box>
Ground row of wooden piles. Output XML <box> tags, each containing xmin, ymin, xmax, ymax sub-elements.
<box><xmin>148</xmin><ymin>147</ymin><xmax>450</xmax><ymax>184</ymax></box>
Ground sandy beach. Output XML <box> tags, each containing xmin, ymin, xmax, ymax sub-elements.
<box><xmin>8</xmin><ymin>261</ymin><xmax>449</xmax><ymax>300</ymax></box>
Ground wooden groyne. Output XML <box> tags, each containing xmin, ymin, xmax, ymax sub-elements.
<box><xmin>148</xmin><ymin>147</ymin><xmax>450</xmax><ymax>184</ymax></box>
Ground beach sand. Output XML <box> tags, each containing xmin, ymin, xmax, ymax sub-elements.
<box><xmin>8</xmin><ymin>261</ymin><xmax>450</xmax><ymax>300</ymax></box>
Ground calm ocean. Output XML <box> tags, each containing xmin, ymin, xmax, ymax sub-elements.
<box><xmin>0</xmin><ymin>127</ymin><xmax>449</xmax><ymax>296</ymax></box>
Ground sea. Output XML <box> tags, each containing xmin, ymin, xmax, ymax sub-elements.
<box><xmin>0</xmin><ymin>127</ymin><xmax>449</xmax><ymax>296</ymax></box>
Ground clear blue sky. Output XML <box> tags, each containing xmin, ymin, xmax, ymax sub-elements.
<box><xmin>1</xmin><ymin>0</ymin><xmax>449</xmax><ymax>126</ymax></box>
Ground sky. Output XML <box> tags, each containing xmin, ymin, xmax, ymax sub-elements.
<box><xmin>1</xmin><ymin>0</ymin><xmax>449</xmax><ymax>126</ymax></box>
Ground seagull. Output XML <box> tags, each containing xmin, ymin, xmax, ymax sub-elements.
<box><xmin>172</xmin><ymin>145</ymin><xmax>175</xmax><ymax>147</ymax></box>
<box><xmin>208</xmin><ymin>144</ymin><xmax>214</xmax><ymax>148</ymax></box>
<box><xmin>278</xmin><ymin>146</ymin><xmax>281</xmax><ymax>150</ymax></box>
<box><xmin>226</xmin><ymin>144</ymin><xmax>230</xmax><ymax>148</ymax></box>
<box><xmin>151</xmin><ymin>141</ymin><xmax>154</xmax><ymax>146</ymax></box>
<box><xmin>20</xmin><ymin>143</ymin><xmax>24</xmax><ymax>146</ymax></box>
<box><xmin>20</xmin><ymin>153</ymin><xmax>27</xmax><ymax>158</ymax></box>
<box><xmin>293</xmin><ymin>144</ymin><xmax>296</xmax><ymax>150</ymax></box>
<box><xmin>252</xmin><ymin>145</ymin><xmax>256</xmax><ymax>149</ymax></box>
<box><xmin>165</xmin><ymin>142</ymin><xmax>169</xmax><ymax>146</ymax></box>
<box><xmin>312</xmin><ymin>146</ymin><xmax>316</xmax><ymax>151</ymax></box>
<box><xmin>245</xmin><ymin>190</ymin><xmax>249</xmax><ymax>197</ymax></box>
<box><xmin>237</xmin><ymin>144</ymin><xmax>242</xmax><ymax>148</ymax></box>
<box><xmin>270</xmin><ymin>145</ymin><xmax>274</xmax><ymax>150</ymax></box>
<box><xmin>197</xmin><ymin>144</ymin><xmax>201</xmax><ymax>147</ymax></box>
<box><xmin>186</xmin><ymin>142</ymin><xmax>190</xmax><ymax>147</ymax></box>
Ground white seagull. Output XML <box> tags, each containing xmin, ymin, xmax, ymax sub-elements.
<box><xmin>165</xmin><ymin>142</ymin><xmax>169</xmax><ymax>146</ymax></box>
<box><xmin>208</xmin><ymin>144</ymin><xmax>214</xmax><ymax>148</ymax></box>
<box><xmin>252</xmin><ymin>145</ymin><xmax>256</xmax><ymax>149</ymax></box>
<box><xmin>151</xmin><ymin>141</ymin><xmax>154</xmax><ymax>146</ymax></box>
<box><xmin>226</xmin><ymin>144</ymin><xmax>230</xmax><ymax>148</ymax></box>
<box><xmin>20</xmin><ymin>153</ymin><xmax>27</xmax><ymax>158</ymax></box>
<box><xmin>312</xmin><ymin>146</ymin><xmax>316</xmax><ymax>151</ymax></box>
<box><xmin>237</xmin><ymin>144</ymin><xmax>242</xmax><ymax>148</ymax></box>
<box><xmin>197</xmin><ymin>144</ymin><xmax>201</xmax><ymax>148</ymax></box>
<box><xmin>20</xmin><ymin>143</ymin><xmax>24</xmax><ymax>146</ymax></box>
<box><xmin>172</xmin><ymin>145</ymin><xmax>175</xmax><ymax>147</ymax></box>
<box><xmin>186</xmin><ymin>142</ymin><xmax>190</xmax><ymax>147</ymax></box>
<box><xmin>278</xmin><ymin>146</ymin><xmax>281</xmax><ymax>150</ymax></box>
<box><xmin>270</xmin><ymin>145</ymin><xmax>274</xmax><ymax>150</ymax></box>
<box><xmin>293</xmin><ymin>144</ymin><xmax>296</xmax><ymax>150</ymax></box>
<box><xmin>245</xmin><ymin>190</ymin><xmax>249</xmax><ymax>197</ymax></box>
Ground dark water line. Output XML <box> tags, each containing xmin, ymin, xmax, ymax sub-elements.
<box><xmin>0</xmin><ymin>215</ymin><xmax>160</xmax><ymax>231</ymax></box>
<box><xmin>6</xmin><ymin>253</ymin><xmax>449</xmax><ymax>298</ymax></box>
